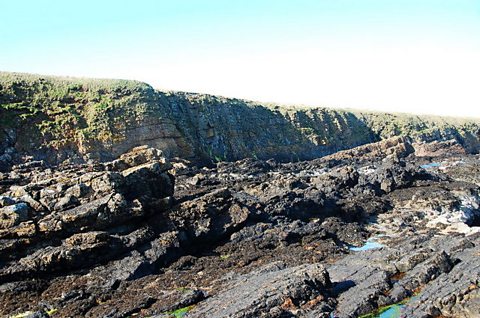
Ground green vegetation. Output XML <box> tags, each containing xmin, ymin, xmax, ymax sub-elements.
<box><xmin>220</xmin><ymin>254</ymin><xmax>231</xmax><ymax>260</ymax></box>
<box><xmin>354</xmin><ymin>110</ymin><xmax>479</xmax><ymax>141</ymax></box>
<box><xmin>0</xmin><ymin>71</ymin><xmax>158</xmax><ymax>150</ymax></box>
<box><xmin>164</xmin><ymin>305</ymin><xmax>195</xmax><ymax>318</ymax></box>
<box><xmin>214</xmin><ymin>154</ymin><xmax>224</xmax><ymax>162</ymax></box>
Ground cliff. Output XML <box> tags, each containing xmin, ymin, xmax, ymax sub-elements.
<box><xmin>1</xmin><ymin>72</ymin><xmax>479</xmax><ymax>168</ymax></box>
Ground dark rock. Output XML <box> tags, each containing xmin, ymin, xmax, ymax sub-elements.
<box><xmin>53</xmin><ymin>194</ymin><xmax>80</xmax><ymax>211</ymax></box>
<box><xmin>168</xmin><ymin>188</ymin><xmax>250</xmax><ymax>244</ymax></box>
<box><xmin>189</xmin><ymin>262</ymin><xmax>332</xmax><ymax>318</ymax></box>
<box><xmin>2</xmin><ymin>138</ymin><xmax>480</xmax><ymax>318</ymax></box>
<box><xmin>0</xmin><ymin>202</ymin><xmax>29</xmax><ymax>229</ymax></box>
<box><xmin>0</xmin><ymin>195</ymin><xmax>16</xmax><ymax>207</ymax></box>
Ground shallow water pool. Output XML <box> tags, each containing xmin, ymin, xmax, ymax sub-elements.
<box><xmin>378</xmin><ymin>304</ymin><xmax>403</xmax><ymax>318</ymax></box>
<box><xmin>349</xmin><ymin>238</ymin><xmax>384</xmax><ymax>251</ymax></box>
<box><xmin>420</xmin><ymin>162</ymin><xmax>441</xmax><ymax>169</ymax></box>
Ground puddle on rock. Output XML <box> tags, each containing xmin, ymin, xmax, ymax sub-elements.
<box><xmin>331</xmin><ymin>303</ymin><xmax>405</xmax><ymax>318</ymax></box>
<box><xmin>420</xmin><ymin>162</ymin><xmax>441</xmax><ymax>169</ymax></box>
<box><xmin>377</xmin><ymin>304</ymin><xmax>403</xmax><ymax>318</ymax></box>
<box><xmin>349</xmin><ymin>237</ymin><xmax>385</xmax><ymax>251</ymax></box>
<box><xmin>357</xmin><ymin>302</ymin><xmax>406</xmax><ymax>318</ymax></box>
<box><xmin>359</xmin><ymin>296</ymin><xmax>418</xmax><ymax>318</ymax></box>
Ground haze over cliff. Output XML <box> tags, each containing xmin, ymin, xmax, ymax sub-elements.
<box><xmin>1</xmin><ymin>72</ymin><xmax>479</xmax><ymax>169</ymax></box>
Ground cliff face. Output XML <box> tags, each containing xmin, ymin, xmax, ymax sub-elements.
<box><xmin>1</xmin><ymin>72</ymin><xmax>479</xmax><ymax>167</ymax></box>
<box><xmin>163</xmin><ymin>92</ymin><xmax>380</xmax><ymax>162</ymax></box>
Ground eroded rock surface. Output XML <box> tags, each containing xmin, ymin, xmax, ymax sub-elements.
<box><xmin>1</xmin><ymin>138</ymin><xmax>480</xmax><ymax>318</ymax></box>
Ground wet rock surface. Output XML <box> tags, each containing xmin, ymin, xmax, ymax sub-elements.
<box><xmin>1</xmin><ymin>138</ymin><xmax>480</xmax><ymax>317</ymax></box>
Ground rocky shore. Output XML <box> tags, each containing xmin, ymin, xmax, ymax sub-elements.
<box><xmin>0</xmin><ymin>136</ymin><xmax>479</xmax><ymax>317</ymax></box>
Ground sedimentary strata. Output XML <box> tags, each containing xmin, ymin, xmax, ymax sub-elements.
<box><xmin>2</xmin><ymin>72</ymin><xmax>480</xmax><ymax>170</ymax></box>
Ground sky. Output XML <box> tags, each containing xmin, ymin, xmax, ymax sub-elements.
<box><xmin>1</xmin><ymin>0</ymin><xmax>479</xmax><ymax>117</ymax></box>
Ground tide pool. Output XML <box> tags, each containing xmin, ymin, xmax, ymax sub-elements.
<box><xmin>420</xmin><ymin>162</ymin><xmax>441</xmax><ymax>169</ymax></box>
<box><xmin>379</xmin><ymin>304</ymin><xmax>403</xmax><ymax>318</ymax></box>
<box><xmin>349</xmin><ymin>238</ymin><xmax>384</xmax><ymax>251</ymax></box>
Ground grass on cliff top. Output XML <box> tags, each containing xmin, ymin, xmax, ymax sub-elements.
<box><xmin>0</xmin><ymin>71</ymin><xmax>157</xmax><ymax>149</ymax></box>
<box><xmin>0</xmin><ymin>71</ymin><xmax>149</xmax><ymax>92</ymax></box>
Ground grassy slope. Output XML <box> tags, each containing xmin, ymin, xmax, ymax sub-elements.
<box><xmin>0</xmin><ymin>72</ymin><xmax>158</xmax><ymax>151</ymax></box>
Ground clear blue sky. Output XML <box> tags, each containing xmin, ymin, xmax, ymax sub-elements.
<box><xmin>1</xmin><ymin>0</ymin><xmax>479</xmax><ymax>117</ymax></box>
